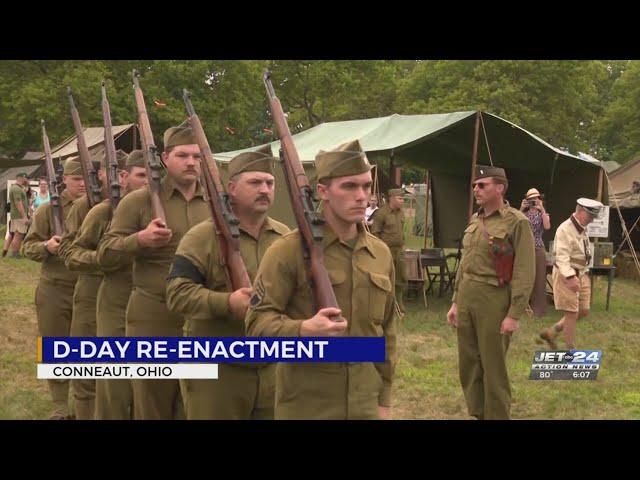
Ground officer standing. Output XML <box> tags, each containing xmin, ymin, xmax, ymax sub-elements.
<box><xmin>166</xmin><ymin>145</ymin><xmax>289</xmax><ymax>419</ymax></box>
<box><xmin>539</xmin><ymin>198</ymin><xmax>604</xmax><ymax>350</ymax></box>
<box><xmin>446</xmin><ymin>165</ymin><xmax>535</xmax><ymax>420</ymax></box>
<box><xmin>246</xmin><ymin>139</ymin><xmax>397</xmax><ymax>420</ymax></box>
<box><xmin>371</xmin><ymin>188</ymin><xmax>407</xmax><ymax>313</ymax></box>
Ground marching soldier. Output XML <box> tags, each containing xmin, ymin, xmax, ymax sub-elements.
<box><xmin>64</xmin><ymin>150</ymin><xmax>146</xmax><ymax>419</ymax></box>
<box><xmin>21</xmin><ymin>158</ymin><xmax>85</xmax><ymax>419</ymax></box>
<box><xmin>97</xmin><ymin>124</ymin><xmax>210</xmax><ymax>420</ymax></box>
<box><xmin>58</xmin><ymin>151</ymin><xmax>119</xmax><ymax>420</ymax></box>
<box><xmin>539</xmin><ymin>198</ymin><xmax>604</xmax><ymax>350</ymax></box>
<box><xmin>166</xmin><ymin>145</ymin><xmax>289</xmax><ymax>419</ymax></box>
<box><xmin>246</xmin><ymin>139</ymin><xmax>397</xmax><ymax>420</ymax></box>
<box><xmin>94</xmin><ymin>150</ymin><xmax>147</xmax><ymax>419</ymax></box>
<box><xmin>446</xmin><ymin>165</ymin><xmax>535</xmax><ymax>420</ymax></box>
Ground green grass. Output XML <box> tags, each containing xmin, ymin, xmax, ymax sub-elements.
<box><xmin>1</xmin><ymin>230</ymin><xmax>640</xmax><ymax>419</ymax></box>
<box><xmin>396</xmin><ymin>276</ymin><xmax>640</xmax><ymax>419</ymax></box>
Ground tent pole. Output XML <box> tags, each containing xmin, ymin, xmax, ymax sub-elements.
<box><xmin>388</xmin><ymin>149</ymin><xmax>394</xmax><ymax>203</ymax></box>
<box><xmin>423</xmin><ymin>170</ymin><xmax>430</xmax><ymax>249</ymax></box>
<box><xmin>468</xmin><ymin>112</ymin><xmax>481</xmax><ymax>221</ymax></box>
<box><xmin>597</xmin><ymin>167</ymin><xmax>604</xmax><ymax>203</ymax></box>
<box><xmin>591</xmin><ymin>166</ymin><xmax>606</xmax><ymax>307</ymax></box>
<box><xmin>549</xmin><ymin>153</ymin><xmax>558</xmax><ymax>203</ymax></box>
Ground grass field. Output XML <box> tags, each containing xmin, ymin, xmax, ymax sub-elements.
<box><xmin>1</xmin><ymin>226</ymin><xmax>639</xmax><ymax>420</ymax></box>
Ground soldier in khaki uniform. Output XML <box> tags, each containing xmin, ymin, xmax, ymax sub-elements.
<box><xmin>246</xmin><ymin>139</ymin><xmax>397</xmax><ymax>420</ymax></box>
<box><xmin>371</xmin><ymin>188</ymin><xmax>407</xmax><ymax>312</ymax></box>
<box><xmin>63</xmin><ymin>150</ymin><xmax>144</xmax><ymax>420</ymax></box>
<box><xmin>21</xmin><ymin>158</ymin><xmax>85</xmax><ymax>419</ymax></box>
<box><xmin>94</xmin><ymin>150</ymin><xmax>147</xmax><ymax>420</ymax></box>
<box><xmin>166</xmin><ymin>145</ymin><xmax>289</xmax><ymax>419</ymax></box>
<box><xmin>58</xmin><ymin>151</ymin><xmax>119</xmax><ymax>420</ymax></box>
<box><xmin>97</xmin><ymin>124</ymin><xmax>210</xmax><ymax>420</ymax></box>
<box><xmin>539</xmin><ymin>198</ymin><xmax>604</xmax><ymax>350</ymax></box>
<box><xmin>6</xmin><ymin>172</ymin><xmax>31</xmax><ymax>258</ymax></box>
<box><xmin>446</xmin><ymin>165</ymin><xmax>535</xmax><ymax>420</ymax></box>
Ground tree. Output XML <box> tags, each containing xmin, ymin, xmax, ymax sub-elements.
<box><xmin>395</xmin><ymin>60</ymin><xmax>606</xmax><ymax>154</ymax></box>
<box><xmin>595</xmin><ymin>61</ymin><xmax>640</xmax><ymax>163</ymax></box>
<box><xmin>266</xmin><ymin>60</ymin><xmax>404</xmax><ymax>131</ymax></box>
<box><xmin>0</xmin><ymin>60</ymin><xmax>270</xmax><ymax>156</ymax></box>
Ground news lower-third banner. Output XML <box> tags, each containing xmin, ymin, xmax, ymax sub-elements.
<box><xmin>38</xmin><ymin>337</ymin><xmax>386</xmax><ymax>363</ymax></box>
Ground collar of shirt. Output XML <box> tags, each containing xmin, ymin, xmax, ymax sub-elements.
<box><xmin>61</xmin><ymin>190</ymin><xmax>76</xmax><ymax>208</ymax></box>
<box><xmin>570</xmin><ymin>214</ymin><xmax>586</xmax><ymax>233</ymax></box>
<box><xmin>239</xmin><ymin>216</ymin><xmax>283</xmax><ymax>240</ymax></box>
<box><xmin>161</xmin><ymin>175</ymin><xmax>205</xmax><ymax>200</ymax></box>
<box><xmin>322</xmin><ymin>221</ymin><xmax>377</xmax><ymax>258</ymax></box>
<box><xmin>478</xmin><ymin>200</ymin><xmax>511</xmax><ymax>218</ymax></box>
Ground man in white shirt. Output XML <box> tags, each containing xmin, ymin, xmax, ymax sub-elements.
<box><xmin>539</xmin><ymin>197</ymin><xmax>604</xmax><ymax>350</ymax></box>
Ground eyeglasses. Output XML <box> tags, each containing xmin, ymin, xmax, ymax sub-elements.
<box><xmin>473</xmin><ymin>181</ymin><xmax>493</xmax><ymax>190</ymax></box>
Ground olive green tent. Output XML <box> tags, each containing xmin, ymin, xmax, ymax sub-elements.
<box><xmin>216</xmin><ymin>111</ymin><xmax>603</xmax><ymax>247</ymax></box>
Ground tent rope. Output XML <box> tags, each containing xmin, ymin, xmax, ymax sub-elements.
<box><xmin>614</xmin><ymin>215</ymin><xmax>640</xmax><ymax>257</ymax></box>
<box><xmin>603</xmin><ymin>166</ymin><xmax>640</xmax><ymax>276</ymax></box>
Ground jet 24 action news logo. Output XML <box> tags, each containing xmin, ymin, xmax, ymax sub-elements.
<box><xmin>529</xmin><ymin>350</ymin><xmax>602</xmax><ymax>380</ymax></box>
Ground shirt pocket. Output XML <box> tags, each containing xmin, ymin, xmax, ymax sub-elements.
<box><xmin>462</xmin><ymin>223</ymin><xmax>478</xmax><ymax>249</ymax></box>
<box><xmin>368</xmin><ymin>272</ymin><xmax>392</xmax><ymax>324</ymax></box>
<box><xmin>487</xmin><ymin>229</ymin><xmax>512</xmax><ymax>253</ymax></box>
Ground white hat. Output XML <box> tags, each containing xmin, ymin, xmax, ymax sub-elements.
<box><xmin>577</xmin><ymin>197</ymin><xmax>604</xmax><ymax>216</ymax></box>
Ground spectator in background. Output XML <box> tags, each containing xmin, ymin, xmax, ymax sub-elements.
<box><xmin>5</xmin><ymin>173</ymin><xmax>30</xmax><ymax>258</ymax></box>
<box><xmin>33</xmin><ymin>178</ymin><xmax>51</xmax><ymax>213</ymax></box>
<box><xmin>520</xmin><ymin>188</ymin><xmax>551</xmax><ymax>317</ymax></box>
<box><xmin>365</xmin><ymin>194</ymin><xmax>379</xmax><ymax>225</ymax></box>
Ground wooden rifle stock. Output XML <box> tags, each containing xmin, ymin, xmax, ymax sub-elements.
<box><xmin>101</xmin><ymin>81</ymin><xmax>122</xmax><ymax>211</ymax></box>
<box><xmin>262</xmin><ymin>70</ymin><xmax>340</xmax><ymax>317</ymax></box>
<box><xmin>183</xmin><ymin>89</ymin><xmax>251</xmax><ymax>291</ymax></box>
<box><xmin>41</xmin><ymin>120</ymin><xmax>65</xmax><ymax>236</ymax></box>
<box><xmin>131</xmin><ymin>70</ymin><xmax>166</xmax><ymax>224</ymax></box>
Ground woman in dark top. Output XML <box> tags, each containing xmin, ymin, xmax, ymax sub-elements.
<box><xmin>521</xmin><ymin>188</ymin><xmax>551</xmax><ymax>317</ymax></box>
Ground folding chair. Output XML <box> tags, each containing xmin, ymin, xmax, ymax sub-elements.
<box><xmin>403</xmin><ymin>249</ymin><xmax>428</xmax><ymax>308</ymax></box>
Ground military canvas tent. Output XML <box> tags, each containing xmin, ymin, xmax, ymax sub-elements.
<box><xmin>607</xmin><ymin>157</ymin><xmax>640</xmax><ymax>252</ymax></box>
<box><xmin>0</xmin><ymin>125</ymin><xmax>137</xmax><ymax>224</ymax></box>
<box><xmin>42</xmin><ymin>124</ymin><xmax>137</xmax><ymax>162</ymax></box>
<box><xmin>216</xmin><ymin>111</ymin><xmax>603</xmax><ymax>247</ymax></box>
<box><xmin>608</xmin><ymin>156</ymin><xmax>640</xmax><ymax>202</ymax></box>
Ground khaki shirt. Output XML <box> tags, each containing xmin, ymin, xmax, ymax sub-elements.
<box><xmin>61</xmin><ymin>197</ymin><xmax>108</xmax><ymax>275</ymax></box>
<box><xmin>97</xmin><ymin>176</ymin><xmax>209</xmax><ymax>299</ymax></box>
<box><xmin>166</xmin><ymin>216</ymin><xmax>290</xmax><ymax>337</ymax></box>
<box><xmin>553</xmin><ymin>215</ymin><xmax>591</xmax><ymax>278</ymax></box>
<box><xmin>245</xmin><ymin>222</ymin><xmax>397</xmax><ymax>408</ymax></box>
<box><xmin>9</xmin><ymin>184</ymin><xmax>29</xmax><ymax>220</ymax></box>
<box><xmin>452</xmin><ymin>201</ymin><xmax>535</xmax><ymax>319</ymax></box>
<box><xmin>370</xmin><ymin>203</ymin><xmax>405</xmax><ymax>248</ymax></box>
<box><xmin>21</xmin><ymin>190</ymin><xmax>79</xmax><ymax>285</ymax></box>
